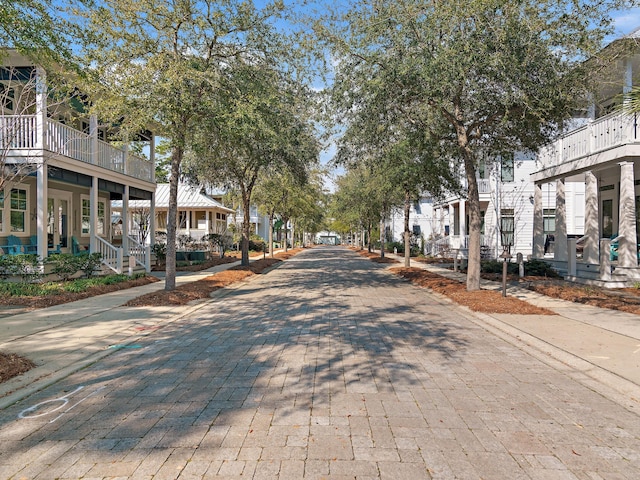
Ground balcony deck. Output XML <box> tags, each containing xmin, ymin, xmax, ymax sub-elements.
<box><xmin>1</xmin><ymin>115</ymin><xmax>154</xmax><ymax>183</ymax></box>
<box><xmin>533</xmin><ymin>111</ymin><xmax>640</xmax><ymax>182</ymax></box>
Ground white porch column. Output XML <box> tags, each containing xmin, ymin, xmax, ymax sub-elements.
<box><xmin>122</xmin><ymin>185</ymin><xmax>129</xmax><ymax>252</ymax></box>
<box><xmin>36</xmin><ymin>163</ymin><xmax>47</xmax><ymax>258</ymax></box>
<box><xmin>532</xmin><ymin>183</ymin><xmax>544</xmax><ymax>258</ymax></box>
<box><xmin>618</xmin><ymin>161</ymin><xmax>638</xmax><ymax>267</ymax></box>
<box><xmin>205</xmin><ymin>211</ymin><xmax>211</xmax><ymax>234</ymax></box>
<box><xmin>90</xmin><ymin>176</ymin><xmax>98</xmax><ymax>253</ymax></box>
<box><xmin>149</xmin><ymin>192</ymin><xmax>155</xmax><ymax>247</ymax></box>
<box><xmin>583</xmin><ymin>171</ymin><xmax>599</xmax><ymax>264</ymax></box>
<box><xmin>554</xmin><ymin>178</ymin><xmax>568</xmax><ymax>262</ymax></box>
<box><xmin>459</xmin><ymin>200</ymin><xmax>466</xmax><ymax>247</ymax></box>
<box><xmin>35</xmin><ymin>67</ymin><xmax>48</xmax><ymax>259</ymax></box>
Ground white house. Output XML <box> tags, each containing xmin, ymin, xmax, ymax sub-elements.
<box><xmin>531</xmin><ymin>27</ymin><xmax>640</xmax><ymax>286</ymax></box>
<box><xmin>0</xmin><ymin>50</ymin><xmax>156</xmax><ymax>273</ymax></box>
<box><xmin>385</xmin><ymin>195</ymin><xmax>437</xmax><ymax>251</ymax></box>
<box><xmin>432</xmin><ymin>153</ymin><xmax>585</xmax><ymax>260</ymax></box>
<box><xmin>112</xmin><ymin>183</ymin><xmax>234</xmax><ymax>244</ymax></box>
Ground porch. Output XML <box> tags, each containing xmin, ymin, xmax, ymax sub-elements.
<box><xmin>532</xmin><ymin>111</ymin><xmax>640</xmax><ymax>287</ymax></box>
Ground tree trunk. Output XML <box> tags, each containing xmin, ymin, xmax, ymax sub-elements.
<box><xmin>284</xmin><ymin>217</ymin><xmax>289</xmax><ymax>252</ymax></box>
<box><xmin>404</xmin><ymin>190</ymin><xmax>411</xmax><ymax>267</ymax></box>
<box><xmin>368</xmin><ymin>222</ymin><xmax>372</xmax><ymax>253</ymax></box>
<box><xmin>464</xmin><ymin>156</ymin><xmax>481</xmax><ymax>290</ymax></box>
<box><xmin>291</xmin><ymin>221</ymin><xmax>295</xmax><ymax>249</ymax></box>
<box><xmin>164</xmin><ymin>144</ymin><xmax>183</xmax><ymax>291</ymax></box>
<box><xmin>380</xmin><ymin>217</ymin><xmax>385</xmax><ymax>258</ymax></box>
<box><xmin>241</xmin><ymin>191</ymin><xmax>251</xmax><ymax>267</ymax></box>
<box><xmin>269</xmin><ymin>212</ymin><xmax>274</xmax><ymax>258</ymax></box>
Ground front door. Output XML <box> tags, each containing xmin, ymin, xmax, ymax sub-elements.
<box><xmin>47</xmin><ymin>190</ymin><xmax>71</xmax><ymax>252</ymax></box>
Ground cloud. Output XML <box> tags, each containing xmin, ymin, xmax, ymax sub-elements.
<box><xmin>611</xmin><ymin>8</ymin><xmax>640</xmax><ymax>36</ymax></box>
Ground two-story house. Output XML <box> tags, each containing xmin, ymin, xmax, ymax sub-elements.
<box><xmin>432</xmin><ymin>153</ymin><xmax>585</xmax><ymax>260</ymax></box>
<box><xmin>531</xmin><ymin>27</ymin><xmax>640</xmax><ymax>286</ymax></box>
<box><xmin>0</xmin><ymin>50</ymin><xmax>156</xmax><ymax>273</ymax></box>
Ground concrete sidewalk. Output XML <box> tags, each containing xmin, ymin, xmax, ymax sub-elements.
<box><xmin>2</xmin><ymin>247</ymin><xmax>640</xmax><ymax>415</ymax></box>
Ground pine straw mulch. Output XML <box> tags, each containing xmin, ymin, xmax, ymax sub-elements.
<box><xmin>350</xmin><ymin>247</ymin><xmax>400</xmax><ymax>264</ymax></box>
<box><xmin>389</xmin><ymin>267</ymin><xmax>555</xmax><ymax>315</ymax></box>
<box><xmin>124</xmin><ymin>248</ymin><xmax>304</xmax><ymax>307</ymax></box>
<box><xmin>524</xmin><ymin>279</ymin><xmax>640</xmax><ymax>315</ymax></box>
<box><xmin>0</xmin><ymin>352</ymin><xmax>36</xmax><ymax>384</ymax></box>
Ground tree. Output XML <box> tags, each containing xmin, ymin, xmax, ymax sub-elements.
<box><xmin>79</xmin><ymin>0</ymin><xmax>286</xmax><ymax>290</ymax></box>
<box><xmin>185</xmin><ymin>60</ymin><xmax>319</xmax><ymax>266</ymax></box>
<box><xmin>323</xmin><ymin>0</ymin><xmax>628</xmax><ymax>290</ymax></box>
<box><xmin>1</xmin><ymin>0</ymin><xmax>78</xmax><ymax>62</ymax></box>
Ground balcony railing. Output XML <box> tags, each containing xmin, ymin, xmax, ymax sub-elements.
<box><xmin>538</xmin><ymin>111</ymin><xmax>638</xmax><ymax>169</ymax></box>
<box><xmin>1</xmin><ymin>115</ymin><xmax>154</xmax><ymax>183</ymax></box>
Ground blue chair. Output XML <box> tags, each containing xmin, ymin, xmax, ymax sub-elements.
<box><xmin>5</xmin><ymin>235</ymin><xmax>23</xmax><ymax>255</ymax></box>
<box><xmin>71</xmin><ymin>236</ymin><xmax>88</xmax><ymax>256</ymax></box>
<box><xmin>23</xmin><ymin>235</ymin><xmax>38</xmax><ymax>254</ymax></box>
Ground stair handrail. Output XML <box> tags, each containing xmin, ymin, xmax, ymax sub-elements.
<box><xmin>95</xmin><ymin>236</ymin><xmax>123</xmax><ymax>274</ymax></box>
<box><xmin>126</xmin><ymin>235</ymin><xmax>151</xmax><ymax>272</ymax></box>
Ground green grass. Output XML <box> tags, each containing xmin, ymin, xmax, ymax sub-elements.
<box><xmin>0</xmin><ymin>273</ymin><xmax>144</xmax><ymax>297</ymax></box>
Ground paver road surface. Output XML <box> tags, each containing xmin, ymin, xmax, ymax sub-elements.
<box><xmin>1</xmin><ymin>247</ymin><xmax>639</xmax><ymax>479</ymax></box>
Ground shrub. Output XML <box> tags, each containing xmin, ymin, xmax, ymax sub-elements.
<box><xmin>78</xmin><ymin>252</ymin><xmax>103</xmax><ymax>278</ymax></box>
<box><xmin>481</xmin><ymin>260</ymin><xmax>519</xmax><ymax>275</ymax></box>
<box><xmin>152</xmin><ymin>242</ymin><xmax>167</xmax><ymax>265</ymax></box>
<box><xmin>46</xmin><ymin>254</ymin><xmax>82</xmax><ymax>281</ymax></box>
<box><xmin>249</xmin><ymin>235</ymin><xmax>265</xmax><ymax>252</ymax></box>
<box><xmin>0</xmin><ymin>254</ymin><xmax>41</xmax><ymax>282</ymax></box>
<box><xmin>524</xmin><ymin>259</ymin><xmax>560</xmax><ymax>277</ymax></box>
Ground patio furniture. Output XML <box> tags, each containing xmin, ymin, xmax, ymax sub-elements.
<box><xmin>71</xmin><ymin>236</ymin><xmax>88</xmax><ymax>255</ymax></box>
<box><xmin>23</xmin><ymin>235</ymin><xmax>38</xmax><ymax>254</ymax></box>
<box><xmin>5</xmin><ymin>235</ymin><xmax>23</xmax><ymax>255</ymax></box>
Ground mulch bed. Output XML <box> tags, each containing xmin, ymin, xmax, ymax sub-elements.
<box><xmin>125</xmin><ymin>258</ymin><xmax>283</xmax><ymax>307</ymax></box>
<box><xmin>389</xmin><ymin>267</ymin><xmax>555</xmax><ymax>315</ymax></box>
<box><xmin>351</xmin><ymin>248</ymin><xmax>400</xmax><ymax>264</ymax></box>
<box><xmin>0</xmin><ymin>352</ymin><xmax>36</xmax><ymax>384</ymax></box>
<box><xmin>0</xmin><ymin>275</ymin><xmax>160</xmax><ymax>309</ymax></box>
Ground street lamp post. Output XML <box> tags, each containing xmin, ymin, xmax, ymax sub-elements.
<box><xmin>500</xmin><ymin>217</ymin><xmax>514</xmax><ymax>297</ymax></box>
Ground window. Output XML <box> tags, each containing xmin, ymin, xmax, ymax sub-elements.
<box><xmin>81</xmin><ymin>197</ymin><xmax>106</xmax><ymax>236</ymax></box>
<box><xmin>501</xmin><ymin>155</ymin><xmax>514</xmax><ymax>182</ymax></box>
<box><xmin>543</xmin><ymin>208</ymin><xmax>556</xmax><ymax>235</ymax></box>
<box><xmin>10</xmin><ymin>188</ymin><xmax>27</xmax><ymax>232</ymax></box>
<box><xmin>412</xmin><ymin>225</ymin><xmax>421</xmax><ymax>235</ymax></box>
<box><xmin>82</xmin><ymin>199</ymin><xmax>90</xmax><ymax>235</ymax></box>
<box><xmin>0</xmin><ymin>189</ymin><xmax>3</xmax><ymax>232</ymax></box>
<box><xmin>500</xmin><ymin>208</ymin><xmax>515</xmax><ymax>246</ymax></box>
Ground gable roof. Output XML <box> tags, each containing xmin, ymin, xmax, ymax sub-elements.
<box><xmin>113</xmin><ymin>183</ymin><xmax>234</xmax><ymax>213</ymax></box>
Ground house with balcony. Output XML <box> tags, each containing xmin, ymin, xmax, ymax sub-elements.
<box><xmin>531</xmin><ymin>28</ymin><xmax>640</xmax><ymax>286</ymax></box>
<box><xmin>112</xmin><ymin>183</ymin><xmax>234</xmax><ymax>244</ymax></box>
<box><xmin>432</xmin><ymin>153</ymin><xmax>585</xmax><ymax>260</ymax></box>
<box><xmin>0</xmin><ymin>50</ymin><xmax>156</xmax><ymax>273</ymax></box>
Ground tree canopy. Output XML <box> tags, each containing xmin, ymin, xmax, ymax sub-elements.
<box><xmin>322</xmin><ymin>0</ymin><xmax>630</xmax><ymax>289</ymax></box>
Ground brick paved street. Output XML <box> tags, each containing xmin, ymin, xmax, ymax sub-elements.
<box><xmin>1</xmin><ymin>246</ymin><xmax>639</xmax><ymax>479</ymax></box>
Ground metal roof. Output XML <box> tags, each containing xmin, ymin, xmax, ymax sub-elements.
<box><xmin>113</xmin><ymin>184</ymin><xmax>234</xmax><ymax>213</ymax></box>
